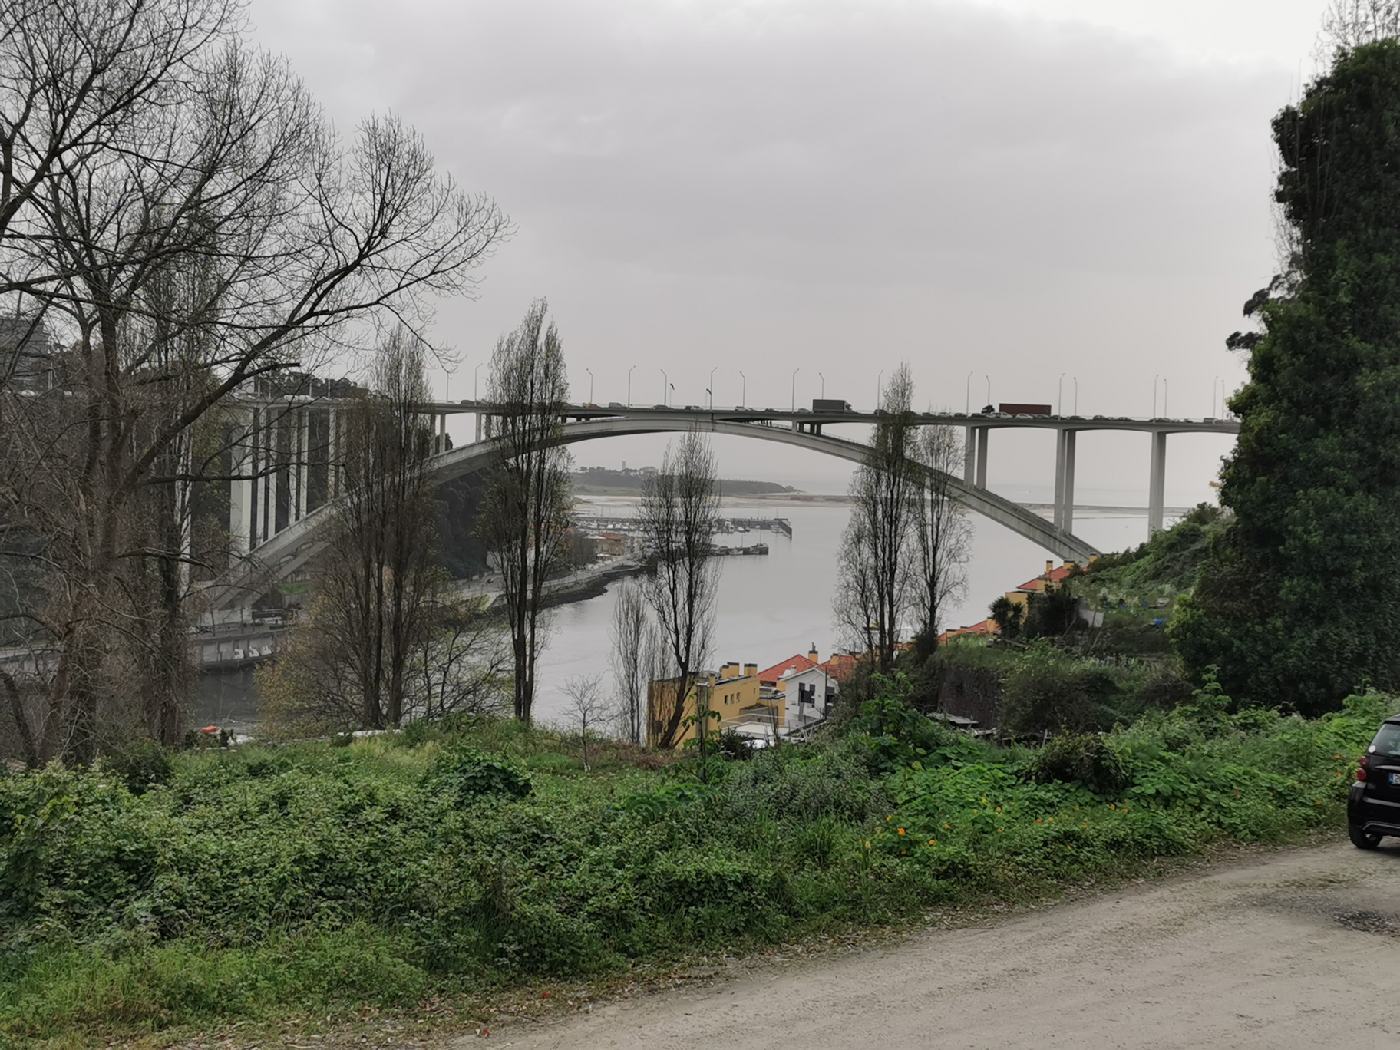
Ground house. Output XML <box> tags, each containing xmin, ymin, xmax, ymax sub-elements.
<box><xmin>758</xmin><ymin>645</ymin><xmax>838</xmax><ymax>730</ymax></box>
<box><xmin>1004</xmin><ymin>560</ymin><xmax>1078</xmax><ymax>613</ymax></box>
<box><xmin>647</xmin><ymin>660</ymin><xmax>783</xmax><ymax>748</ymax></box>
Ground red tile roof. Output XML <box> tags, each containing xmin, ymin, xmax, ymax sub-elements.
<box><xmin>818</xmin><ymin>652</ymin><xmax>862</xmax><ymax>682</ymax></box>
<box><xmin>757</xmin><ymin>654</ymin><xmax>816</xmax><ymax>683</ymax></box>
<box><xmin>937</xmin><ymin>618</ymin><xmax>999</xmax><ymax>644</ymax></box>
<box><xmin>1016</xmin><ymin>563</ymin><xmax>1075</xmax><ymax>592</ymax></box>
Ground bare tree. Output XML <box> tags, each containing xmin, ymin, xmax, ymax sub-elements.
<box><xmin>834</xmin><ymin>364</ymin><xmax>918</xmax><ymax>672</ymax></box>
<box><xmin>1321</xmin><ymin>1</ymin><xmax>1400</xmax><ymax>50</ymax></box>
<box><xmin>479</xmin><ymin>300</ymin><xmax>572</xmax><ymax>725</ymax></box>
<box><xmin>639</xmin><ymin>430</ymin><xmax>719</xmax><ymax>748</ymax></box>
<box><xmin>0</xmin><ymin>3</ymin><xmax>505</xmax><ymax>762</ymax></box>
<box><xmin>408</xmin><ymin>593</ymin><xmax>508</xmax><ymax>722</ymax></box>
<box><xmin>563</xmin><ymin>673</ymin><xmax>606</xmax><ymax>771</ymax></box>
<box><xmin>317</xmin><ymin>329</ymin><xmax>439</xmax><ymax>728</ymax></box>
<box><xmin>610</xmin><ymin>580</ymin><xmax>649</xmax><ymax>744</ymax></box>
<box><xmin>909</xmin><ymin>425</ymin><xmax>971</xmax><ymax>656</ymax></box>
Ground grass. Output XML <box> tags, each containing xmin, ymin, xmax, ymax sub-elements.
<box><xmin>0</xmin><ymin>687</ymin><xmax>1388</xmax><ymax>1047</ymax></box>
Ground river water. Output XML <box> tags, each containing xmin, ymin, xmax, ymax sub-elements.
<box><xmin>195</xmin><ymin>486</ymin><xmax>1182</xmax><ymax>734</ymax></box>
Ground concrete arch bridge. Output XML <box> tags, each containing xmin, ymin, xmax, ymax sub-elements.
<box><xmin>204</xmin><ymin>414</ymin><xmax>1105</xmax><ymax>614</ymax></box>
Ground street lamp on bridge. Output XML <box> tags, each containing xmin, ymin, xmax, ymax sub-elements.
<box><xmin>818</xmin><ymin>371</ymin><xmax>825</xmax><ymax>400</ymax></box>
<box><xmin>984</xmin><ymin>374</ymin><xmax>991</xmax><ymax>410</ymax></box>
<box><xmin>740</xmin><ymin>370</ymin><xmax>747</xmax><ymax>408</ymax></box>
<box><xmin>1057</xmin><ymin>372</ymin><xmax>1066</xmax><ymax>416</ymax></box>
<box><xmin>709</xmin><ymin>367</ymin><xmax>717</xmax><ymax>409</ymax></box>
<box><xmin>660</xmin><ymin>369</ymin><xmax>668</xmax><ymax>407</ymax></box>
<box><xmin>585</xmin><ymin>367</ymin><xmax>594</xmax><ymax>405</ymax></box>
<box><xmin>965</xmin><ymin>370</ymin><xmax>974</xmax><ymax>414</ymax></box>
<box><xmin>791</xmin><ymin>367</ymin><xmax>800</xmax><ymax>412</ymax></box>
<box><xmin>627</xmin><ymin>364</ymin><xmax>636</xmax><ymax>407</ymax></box>
<box><xmin>474</xmin><ymin>362</ymin><xmax>482</xmax><ymax>400</ymax></box>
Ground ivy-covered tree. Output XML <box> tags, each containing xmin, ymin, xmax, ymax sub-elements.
<box><xmin>1174</xmin><ymin>39</ymin><xmax>1400</xmax><ymax>714</ymax></box>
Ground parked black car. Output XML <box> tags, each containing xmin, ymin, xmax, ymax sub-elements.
<box><xmin>1348</xmin><ymin>715</ymin><xmax>1400</xmax><ymax>848</ymax></box>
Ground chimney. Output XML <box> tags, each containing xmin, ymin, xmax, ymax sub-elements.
<box><xmin>1044</xmin><ymin>559</ymin><xmax>1053</xmax><ymax>577</ymax></box>
<box><xmin>744</xmin><ymin>662</ymin><xmax>758</xmax><ymax>678</ymax></box>
<box><xmin>808</xmin><ymin>643</ymin><xmax>819</xmax><ymax>663</ymax></box>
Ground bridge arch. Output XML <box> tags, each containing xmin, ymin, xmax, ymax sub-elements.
<box><xmin>207</xmin><ymin>416</ymin><xmax>1099</xmax><ymax>609</ymax></box>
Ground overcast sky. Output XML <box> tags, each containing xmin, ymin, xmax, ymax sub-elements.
<box><xmin>249</xmin><ymin>0</ymin><xmax>1329</xmax><ymax>500</ymax></box>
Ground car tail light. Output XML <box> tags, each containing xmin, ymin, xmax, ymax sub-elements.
<box><xmin>1358</xmin><ymin>754</ymin><xmax>1370</xmax><ymax>782</ymax></box>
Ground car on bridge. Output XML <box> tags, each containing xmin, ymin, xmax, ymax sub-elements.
<box><xmin>1348</xmin><ymin>714</ymin><xmax>1400</xmax><ymax>848</ymax></box>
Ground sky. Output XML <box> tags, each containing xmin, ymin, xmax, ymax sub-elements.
<box><xmin>247</xmin><ymin>0</ymin><xmax>1332</xmax><ymax>502</ymax></box>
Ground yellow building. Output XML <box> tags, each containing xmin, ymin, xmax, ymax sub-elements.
<box><xmin>1004</xmin><ymin>559</ymin><xmax>1078</xmax><ymax>612</ymax></box>
<box><xmin>647</xmin><ymin>660</ymin><xmax>784</xmax><ymax>748</ymax></box>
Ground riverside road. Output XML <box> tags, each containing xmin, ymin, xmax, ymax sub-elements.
<box><xmin>483</xmin><ymin>841</ymin><xmax>1400</xmax><ymax>1049</ymax></box>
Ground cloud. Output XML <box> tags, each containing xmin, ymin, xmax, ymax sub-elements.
<box><xmin>249</xmin><ymin>0</ymin><xmax>1295</xmax><ymax>498</ymax></box>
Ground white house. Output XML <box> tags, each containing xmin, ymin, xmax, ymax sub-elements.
<box><xmin>778</xmin><ymin>664</ymin><xmax>837</xmax><ymax>729</ymax></box>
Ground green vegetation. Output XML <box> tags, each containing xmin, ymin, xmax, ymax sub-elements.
<box><xmin>1</xmin><ymin>687</ymin><xmax>1388</xmax><ymax>1046</ymax></box>
<box><xmin>1179</xmin><ymin>40</ymin><xmax>1400</xmax><ymax>714</ymax></box>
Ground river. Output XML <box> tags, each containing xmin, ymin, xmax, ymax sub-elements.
<box><xmin>195</xmin><ymin>484</ymin><xmax>1184</xmax><ymax>734</ymax></box>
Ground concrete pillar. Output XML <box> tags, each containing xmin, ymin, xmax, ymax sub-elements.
<box><xmin>963</xmin><ymin>426</ymin><xmax>976</xmax><ymax>484</ymax></box>
<box><xmin>228</xmin><ymin>409</ymin><xmax>252</xmax><ymax>555</ymax></box>
<box><xmin>1148</xmin><ymin>430</ymin><xmax>1167</xmax><ymax>536</ymax></box>
<box><xmin>295</xmin><ymin>409</ymin><xmax>309</xmax><ymax>521</ymax></box>
<box><xmin>326</xmin><ymin>407</ymin><xmax>338</xmax><ymax>499</ymax></box>
<box><xmin>974</xmin><ymin>426</ymin><xmax>989</xmax><ymax>489</ymax></box>
<box><xmin>474</xmin><ymin>411</ymin><xmax>483</xmax><ymax>443</ymax></box>
<box><xmin>1053</xmin><ymin>429</ymin><xmax>1066</xmax><ymax>529</ymax></box>
<box><xmin>261</xmin><ymin>411</ymin><xmax>274</xmax><ymax>541</ymax></box>
<box><xmin>1061</xmin><ymin>430</ymin><xmax>1077</xmax><ymax>534</ymax></box>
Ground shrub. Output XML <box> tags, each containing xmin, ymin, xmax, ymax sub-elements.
<box><xmin>1025</xmin><ymin>733</ymin><xmax>1129</xmax><ymax>797</ymax></box>
<box><xmin>99</xmin><ymin>739</ymin><xmax>173</xmax><ymax>795</ymax></box>
<box><xmin>424</xmin><ymin>746</ymin><xmax>531</xmax><ymax>804</ymax></box>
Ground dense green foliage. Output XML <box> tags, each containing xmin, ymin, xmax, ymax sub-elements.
<box><xmin>1178</xmin><ymin>40</ymin><xmax>1400</xmax><ymax>714</ymax></box>
<box><xmin>0</xmin><ymin>690</ymin><xmax>1388</xmax><ymax>1045</ymax></box>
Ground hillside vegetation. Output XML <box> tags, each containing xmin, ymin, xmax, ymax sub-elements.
<box><xmin>0</xmin><ymin>683</ymin><xmax>1386</xmax><ymax>1046</ymax></box>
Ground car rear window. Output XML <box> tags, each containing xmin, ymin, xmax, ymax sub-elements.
<box><xmin>1371</xmin><ymin>723</ymin><xmax>1400</xmax><ymax>755</ymax></box>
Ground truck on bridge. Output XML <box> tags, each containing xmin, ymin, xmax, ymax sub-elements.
<box><xmin>812</xmin><ymin>398</ymin><xmax>853</xmax><ymax>412</ymax></box>
<box><xmin>997</xmin><ymin>402</ymin><xmax>1053</xmax><ymax>416</ymax></box>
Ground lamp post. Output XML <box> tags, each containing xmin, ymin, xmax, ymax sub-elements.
<box><xmin>474</xmin><ymin>362</ymin><xmax>482</xmax><ymax>400</ymax></box>
<box><xmin>1073</xmin><ymin>376</ymin><xmax>1079</xmax><ymax>415</ymax></box>
<box><xmin>585</xmin><ymin>367</ymin><xmax>593</xmax><ymax>405</ymax></box>
<box><xmin>965</xmin><ymin>370</ymin><xmax>974</xmax><ymax>414</ymax></box>
<box><xmin>709</xmin><ymin>366</ymin><xmax>717</xmax><ymax>409</ymax></box>
<box><xmin>739</xmin><ymin>370</ymin><xmax>747</xmax><ymax>408</ymax></box>
<box><xmin>1057</xmin><ymin>372</ymin><xmax>1066</xmax><ymax>417</ymax></box>
<box><xmin>627</xmin><ymin>364</ymin><xmax>636</xmax><ymax>407</ymax></box>
<box><xmin>791</xmin><ymin>367</ymin><xmax>800</xmax><ymax>412</ymax></box>
<box><xmin>1152</xmin><ymin>373</ymin><xmax>1159</xmax><ymax>418</ymax></box>
<box><xmin>660</xmin><ymin>369</ymin><xmax>668</xmax><ymax>406</ymax></box>
<box><xmin>818</xmin><ymin>371</ymin><xmax>825</xmax><ymax>400</ymax></box>
<box><xmin>984</xmin><ymin>374</ymin><xmax>991</xmax><ymax>409</ymax></box>
<box><xmin>877</xmin><ymin>370</ymin><xmax>883</xmax><ymax>410</ymax></box>
<box><xmin>1162</xmin><ymin>377</ymin><xmax>1169</xmax><ymax>418</ymax></box>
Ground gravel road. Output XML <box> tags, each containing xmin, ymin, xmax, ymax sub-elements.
<box><xmin>481</xmin><ymin>841</ymin><xmax>1400</xmax><ymax>1049</ymax></box>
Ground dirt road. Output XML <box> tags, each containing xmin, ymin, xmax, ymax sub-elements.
<box><xmin>482</xmin><ymin>842</ymin><xmax>1400</xmax><ymax>1049</ymax></box>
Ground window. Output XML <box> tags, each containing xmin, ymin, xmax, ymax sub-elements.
<box><xmin>1371</xmin><ymin>723</ymin><xmax>1400</xmax><ymax>756</ymax></box>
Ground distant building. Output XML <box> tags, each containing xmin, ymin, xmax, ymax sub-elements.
<box><xmin>0</xmin><ymin>315</ymin><xmax>63</xmax><ymax>393</ymax></box>
<box><xmin>647</xmin><ymin>660</ymin><xmax>784</xmax><ymax>748</ymax></box>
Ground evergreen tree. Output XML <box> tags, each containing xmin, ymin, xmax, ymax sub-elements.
<box><xmin>1175</xmin><ymin>40</ymin><xmax>1400</xmax><ymax>714</ymax></box>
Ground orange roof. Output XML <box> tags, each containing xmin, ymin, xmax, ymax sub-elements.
<box><xmin>938</xmin><ymin>618</ymin><xmax>999</xmax><ymax>644</ymax></box>
<box><xmin>818</xmin><ymin>652</ymin><xmax>862</xmax><ymax>682</ymax></box>
<box><xmin>757</xmin><ymin>654</ymin><xmax>816</xmax><ymax>683</ymax></box>
<box><xmin>1017</xmin><ymin>563</ymin><xmax>1075</xmax><ymax>592</ymax></box>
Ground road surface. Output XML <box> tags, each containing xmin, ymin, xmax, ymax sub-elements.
<box><xmin>482</xmin><ymin>841</ymin><xmax>1400</xmax><ymax>1049</ymax></box>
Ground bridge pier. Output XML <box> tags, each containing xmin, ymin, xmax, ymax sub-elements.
<box><xmin>974</xmin><ymin>426</ymin><xmax>989</xmax><ymax>489</ymax></box>
<box><xmin>1054</xmin><ymin>429</ymin><xmax>1077</xmax><ymax>532</ymax></box>
<box><xmin>963</xmin><ymin>426</ymin><xmax>976</xmax><ymax>484</ymax></box>
<box><xmin>294</xmin><ymin>410</ymin><xmax>309</xmax><ymax>521</ymax></box>
<box><xmin>1148</xmin><ymin>430</ymin><xmax>1167</xmax><ymax>536</ymax></box>
<box><xmin>229</xmin><ymin>409</ymin><xmax>253</xmax><ymax>555</ymax></box>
